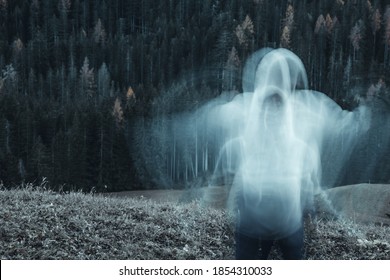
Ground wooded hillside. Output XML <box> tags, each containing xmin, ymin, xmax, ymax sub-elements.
<box><xmin>1</xmin><ymin>0</ymin><xmax>389</xmax><ymax>191</ymax></box>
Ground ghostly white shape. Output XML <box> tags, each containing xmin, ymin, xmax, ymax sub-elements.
<box><xmin>205</xmin><ymin>48</ymin><xmax>370</xmax><ymax>239</ymax></box>
<box><xmin>133</xmin><ymin>48</ymin><xmax>371</xmax><ymax>238</ymax></box>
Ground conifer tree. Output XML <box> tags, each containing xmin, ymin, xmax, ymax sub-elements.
<box><xmin>80</xmin><ymin>57</ymin><xmax>97</xmax><ymax>100</ymax></box>
<box><xmin>384</xmin><ymin>6</ymin><xmax>390</xmax><ymax>66</ymax></box>
<box><xmin>93</xmin><ymin>18</ymin><xmax>106</xmax><ymax>45</ymax></box>
<box><xmin>371</xmin><ymin>9</ymin><xmax>381</xmax><ymax>57</ymax></box>
<box><xmin>235</xmin><ymin>15</ymin><xmax>254</xmax><ymax>51</ymax></box>
<box><xmin>223</xmin><ymin>47</ymin><xmax>240</xmax><ymax>90</ymax></box>
<box><xmin>350</xmin><ymin>20</ymin><xmax>365</xmax><ymax>61</ymax></box>
<box><xmin>31</xmin><ymin>136</ymin><xmax>51</xmax><ymax>180</ymax></box>
<box><xmin>280</xmin><ymin>4</ymin><xmax>294</xmax><ymax>49</ymax></box>
<box><xmin>97</xmin><ymin>62</ymin><xmax>110</xmax><ymax>99</ymax></box>
<box><xmin>0</xmin><ymin>0</ymin><xmax>7</xmax><ymax>12</ymax></box>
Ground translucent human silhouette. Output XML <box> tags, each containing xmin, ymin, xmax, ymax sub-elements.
<box><xmin>206</xmin><ymin>48</ymin><xmax>370</xmax><ymax>241</ymax></box>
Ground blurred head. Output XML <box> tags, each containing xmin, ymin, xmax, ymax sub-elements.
<box><xmin>263</xmin><ymin>93</ymin><xmax>284</xmax><ymax>111</ymax></box>
<box><xmin>261</xmin><ymin>92</ymin><xmax>286</xmax><ymax>129</ymax></box>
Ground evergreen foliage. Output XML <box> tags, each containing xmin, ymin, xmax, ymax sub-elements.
<box><xmin>0</xmin><ymin>0</ymin><xmax>389</xmax><ymax>191</ymax></box>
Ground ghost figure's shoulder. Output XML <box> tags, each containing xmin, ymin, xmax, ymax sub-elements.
<box><xmin>292</xmin><ymin>90</ymin><xmax>353</xmax><ymax>124</ymax></box>
<box><xmin>292</xmin><ymin>89</ymin><xmax>370</xmax><ymax>138</ymax></box>
<box><xmin>293</xmin><ymin>90</ymin><xmax>338</xmax><ymax>111</ymax></box>
<box><xmin>196</xmin><ymin>92</ymin><xmax>246</xmax><ymax>136</ymax></box>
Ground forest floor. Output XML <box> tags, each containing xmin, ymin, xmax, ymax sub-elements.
<box><xmin>0</xmin><ymin>184</ymin><xmax>389</xmax><ymax>260</ymax></box>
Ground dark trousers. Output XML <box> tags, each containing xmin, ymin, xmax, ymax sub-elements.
<box><xmin>235</xmin><ymin>226</ymin><xmax>304</xmax><ymax>260</ymax></box>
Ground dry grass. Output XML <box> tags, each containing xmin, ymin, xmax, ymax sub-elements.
<box><xmin>1</xmin><ymin>184</ymin><xmax>389</xmax><ymax>260</ymax></box>
<box><xmin>304</xmin><ymin>216</ymin><xmax>390</xmax><ymax>260</ymax></box>
<box><xmin>0</xmin><ymin>185</ymin><xmax>233</xmax><ymax>260</ymax></box>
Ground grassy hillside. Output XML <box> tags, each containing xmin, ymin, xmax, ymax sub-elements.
<box><xmin>0</xmin><ymin>185</ymin><xmax>389</xmax><ymax>260</ymax></box>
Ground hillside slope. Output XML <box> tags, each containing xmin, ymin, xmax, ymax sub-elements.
<box><xmin>1</xmin><ymin>186</ymin><xmax>389</xmax><ymax>260</ymax></box>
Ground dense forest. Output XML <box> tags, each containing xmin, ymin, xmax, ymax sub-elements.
<box><xmin>0</xmin><ymin>0</ymin><xmax>389</xmax><ymax>192</ymax></box>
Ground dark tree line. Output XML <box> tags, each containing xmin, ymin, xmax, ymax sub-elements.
<box><xmin>0</xmin><ymin>0</ymin><xmax>389</xmax><ymax>191</ymax></box>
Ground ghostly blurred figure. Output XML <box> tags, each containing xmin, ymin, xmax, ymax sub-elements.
<box><xmin>132</xmin><ymin>45</ymin><xmax>373</xmax><ymax>255</ymax></box>
<box><xmin>227</xmin><ymin>48</ymin><xmax>359</xmax><ymax>259</ymax></box>
<box><xmin>234</xmin><ymin>90</ymin><xmax>315</xmax><ymax>259</ymax></box>
<box><xmin>229</xmin><ymin>49</ymin><xmax>326</xmax><ymax>259</ymax></box>
<box><xmin>160</xmin><ymin>48</ymin><xmax>369</xmax><ymax>259</ymax></box>
<box><xmin>234</xmin><ymin>91</ymin><xmax>315</xmax><ymax>259</ymax></box>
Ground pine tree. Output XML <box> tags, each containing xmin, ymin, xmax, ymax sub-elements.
<box><xmin>314</xmin><ymin>15</ymin><xmax>327</xmax><ymax>91</ymax></box>
<box><xmin>371</xmin><ymin>9</ymin><xmax>381</xmax><ymax>56</ymax></box>
<box><xmin>0</xmin><ymin>117</ymin><xmax>10</xmax><ymax>154</ymax></box>
<box><xmin>235</xmin><ymin>15</ymin><xmax>254</xmax><ymax>50</ymax></box>
<box><xmin>280</xmin><ymin>4</ymin><xmax>294</xmax><ymax>49</ymax></box>
<box><xmin>93</xmin><ymin>18</ymin><xmax>106</xmax><ymax>45</ymax></box>
<box><xmin>112</xmin><ymin>97</ymin><xmax>124</xmax><ymax>128</ymax></box>
<box><xmin>1</xmin><ymin>64</ymin><xmax>18</xmax><ymax>94</ymax></box>
<box><xmin>51</xmin><ymin>130</ymin><xmax>67</xmax><ymax>186</ymax></box>
<box><xmin>58</xmin><ymin>0</ymin><xmax>71</xmax><ymax>15</ymax></box>
<box><xmin>325</xmin><ymin>14</ymin><xmax>335</xmax><ymax>35</ymax></box>
<box><xmin>0</xmin><ymin>152</ymin><xmax>20</xmax><ymax>186</ymax></box>
<box><xmin>350</xmin><ymin>20</ymin><xmax>365</xmax><ymax>61</ymax></box>
<box><xmin>68</xmin><ymin>112</ymin><xmax>87</xmax><ymax>187</ymax></box>
<box><xmin>384</xmin><ymin>6</ymin><xmax>390</xmax><ymax>66</ymax></box>
<box><xmin>80</xmin><ymin>57</ymin><xmax>97</xmax><ymax>100</ymax></box>
<box><xmin>97</xmin><ymin>62</ymin><xmax>110</xmax><ymax>99</ymax></box>
<box><xmin>58</xmin><ymin>0</ymin><xmax>71</xmax><ymax>41</ymax></box>
<box><xmin>0</xmin><ymin>0</ymin><xmax>7</xmax><ymax>12</ymax></box>
<box><xmin>68</xmin><ymin>52</ymin><xmax>78</xmax><ymax>100</ymax></box>
<box><xmin>85</xmin><ymin>111</ymin><xmax>100</xmax><ymax>188</ymax></box>
<box><xmin>97</xmin><ymin>107</ymin><xmax>114</xmax><ymax>190</ymax></box>
<box><xmin>223</xmin><ymin>47</ymin><xmax>240</xmax><ymax>90</ymax></box>
<box><xmin>314</xmin><ymin>15</ymin><xmax>326</xmax><ymax>35</ymax></box>
<box><xmin>111</xmin><ymin>126</ymin><xmax>132</xmax><ymax>190</ymax></box>
<box><xmin>343</xmin><ymin>56</ymin><xmax>352</xmax><ymax>90</ymax></box>
<box><xmin>31</xmin><ymin>136</ymin><xmax>51</xmax><ymax>180</ymax></box>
